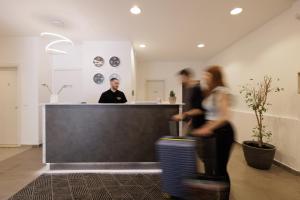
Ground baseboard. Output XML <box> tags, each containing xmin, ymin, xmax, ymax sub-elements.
<box><xmin>273</xmin><ymin>160</ymin><xmax>300</xmax><ymax>176</ymax></box>
<box><xmin>0</xmin><ymin>144</ymin><xmax>43</xmax><ymax>148</ymax></box>
<box><xmin>31</xmin><ymin>144</ymin><xmax>42</xmax><ymax>148</ymax></box>
<box><xmin>0</xmin><ymin>144</ymin><xmax>21</xmax><ymax>148</ymax></box>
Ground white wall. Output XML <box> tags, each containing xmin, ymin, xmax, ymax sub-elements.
<box><xmin>82</xmin><ymin>41</ymin><xmax>135</xmax><ymax>103</ymax></box>
<box><xmin>130</xmin><ymin>48</ymin><xmax>137</xmax><ymax>101</ymax></box>
<box><xmin>52</xmin><ymin>41</ymin><xmax>136</xmax><ymax>103</ymax></box>
<box><xmin>52</xmin><ymin>43</ymin><xmax>83</xmax><ymax>103</ymax></box>
<box><xmin>0</xmin><ymin>37</ymin><xmax>41</xmax><ymax>145</ymax></box>
<box><xmin>136</xmin><ymin>61</ymin><xmax>204</xmax><ymax>102</ymax></box>
<box><xmin>205</xmin><ymin>3</ymin><xmax>300</xmax><ymax>171</ymax></box>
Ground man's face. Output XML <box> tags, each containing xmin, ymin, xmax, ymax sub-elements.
<box><xmin>179</xmin><ymin>75</ymin><xmax>190</xmax><ymax>85</ymax></box>
<box><xmin>110</xmin><ymin>80</ymin><xmax>120</xmax><ymax>90</ymax></box>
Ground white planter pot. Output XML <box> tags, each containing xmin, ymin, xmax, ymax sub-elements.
<box><xmin>169</xmin><ymin>97</ymin><xmax>176</xmax><ymax>104</ymax></box>
<box><xmin>50</xmin><ymin>94</ymin><xmax>59</xmax><ymax>103</ymax></box>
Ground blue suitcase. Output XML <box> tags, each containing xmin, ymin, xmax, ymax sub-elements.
<box><xmin>156</xmin><ymin>136</ymin><xmax>197</xmax><ymax>199</ymax></box>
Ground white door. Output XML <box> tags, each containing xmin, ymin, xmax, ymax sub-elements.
<box><xmin>53</xmin><ymin>69</ymin><xmax>83</xmax><ymax>103</ymax></box>
<box><xmin>146</xmin><ymin>80</ymin><xmax>165</xmax><ymax>101</ymax></box>
<box><xmin>0</xmin><ymin>68</ymin><xmax>18</xmax><ymax>145</ymax></box>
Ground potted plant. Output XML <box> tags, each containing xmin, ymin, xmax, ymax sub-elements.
<box><xmin>169</xmin><ymin>90</ymin><xmax>176</xmax><ymax>104</ymax></box>
<box><xmin>240</xmin><ymin>76</ymin><xmax>283</xmax><ymax>170</ymax></box>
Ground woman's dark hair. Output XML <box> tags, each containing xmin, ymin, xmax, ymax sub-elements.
<box><xmin>178</xmin><ymin>68</ymin><xmax>194</xmax><ymax>77</ymax></box>
<box><xmin>206</xmin><ymin>65</ymin><xmax>225</xmax><ymax>91</ymax></box>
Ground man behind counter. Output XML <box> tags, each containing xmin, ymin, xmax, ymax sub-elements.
<box><xmin>98</xmin><ymin>78</ymin><xmax>127</xmax><ymax>103</ymax></box>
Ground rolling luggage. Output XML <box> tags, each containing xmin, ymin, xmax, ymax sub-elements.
<box><xmin>184</xmin><ymin>177</ymin><xmax>230</xmax><ymax>200</ymax></box>
<box><xmin>156</xmin><ymin>136</ymin><xmax>197</xmax><ymax>199</ymax></box>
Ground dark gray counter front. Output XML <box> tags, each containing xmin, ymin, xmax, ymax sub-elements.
<box><xmin>45</xmin><ymin>104</ymin><xmax>179</xmax><ymax>163</ymax></box>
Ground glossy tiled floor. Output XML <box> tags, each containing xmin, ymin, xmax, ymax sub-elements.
<box><xmin>228</xmin><ymin>145</ymin><xmax>300</xmax><ymax>200</ymax></box>
<box><xmin>0</xmin><ymin>146</ymin><xmax>31</xmax><ymax>162</ymax></box>
<box><xmin>0</xmin><ymin>145</ymin><xmax>299</xmax><ymax>200</ymax></box>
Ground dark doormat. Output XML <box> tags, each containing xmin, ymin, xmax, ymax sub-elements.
<box><xmin>8</xmin><ymin>173</ymin><xmax>168</xmax><ymax>200</ymax></box>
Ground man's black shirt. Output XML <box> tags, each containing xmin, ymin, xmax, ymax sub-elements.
<box><xmin>183</xmin><ymin>84</ymin><xmax>206</xmax><ymax>129</ymax></box>
<box><xmin>190</xmin><ymin>85</ymin><xmax>206</xmax><ymax>128</ymax></box>
<box><xmin>98</xmin><ymin>89</ymin><xmax>127</xmax><ymax>103</ymax></box>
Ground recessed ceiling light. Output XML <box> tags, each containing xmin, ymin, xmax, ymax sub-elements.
<box><xmin>139</xmin><ymin>44</ymin><xmax>146</xmax><ymax>48</ymax></box>
<box><xmin>197</xmin><ymin>43</ymin><xmax>205</xmax><ymax>48</ymax></box>
<box><xmin>130</xmin><ymin>6</ymin><xmax>142</xmax><ymax>15</ymax></box>
<box><xmin>230</xmin><ymin>7</ymin><xmax>243</xmax><ymax>15</ymax></box>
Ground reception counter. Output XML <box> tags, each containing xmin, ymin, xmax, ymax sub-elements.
<box><xmin>42</xmin><ymin>103</ymin><xmax>182</xmax><ymax>169</ymax></box>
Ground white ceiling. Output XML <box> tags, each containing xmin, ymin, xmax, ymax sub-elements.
<box><xmin>0</xmin><ymin>0</ymin><xmax>296</xmax><ymax>61</ymax></box>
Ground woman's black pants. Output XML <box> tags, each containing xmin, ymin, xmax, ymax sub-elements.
<box><xmin>196</xmin><ymin>122</ymin><xmax>235</xmax><ymax>198</ymax></box>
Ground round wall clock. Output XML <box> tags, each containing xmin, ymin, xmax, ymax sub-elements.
<box><xmin>93</xmin><ymin>56</ymin><xmax>104</xmax><ymax>67</ymax></box>
<box><xmin>109</xmin><ymin>73</ymin><xmax>121</xmax><ymax>81</ymax></box>
<box><xmin>109</xmin><ymin>56</ymin><xmax>120</xmax><ymax>67</ymax></box>
<box><xmin>93</xmin><ymin>73</ymin><xmax>105</xmax><ymax>84</ymax></box>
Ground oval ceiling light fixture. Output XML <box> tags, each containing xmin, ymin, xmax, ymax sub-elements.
<box><xmin>139</xmin><ymin>44</ymin><xmax>146</xmax><ymax>48</ymax></box>
<box><xmin>197</xmin><ymin>43</ymin><xmax>205</xmax><ymax>48</ymax></box>
<box><xmin>130</xmin><ymin>5</ymin><xmax>142</xmax><ymax>15</ymax></box>
<box><xmin>230</xmin><ymin>7</ymin><xmax>243</xmax><ymax>15</ymax></box>
<box><xmin>40</xmin><ymin>32</ymin><xmax>73</xmax><ymax>54</ymax></box>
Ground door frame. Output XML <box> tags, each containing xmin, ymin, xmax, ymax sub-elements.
<box><xmin>52</xmin><ymin>66</ymin><xmax>83</xmax><ymax>102</ymax></box>
<box><xmin>0</xmin><ymin>64</ymin><xmax>20</xmax><ymax>147</ymax></box>
<box><xmin>145</xmin><ymin>80</ymin><xmax>166</xmax><ymax>101</ymax></box>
